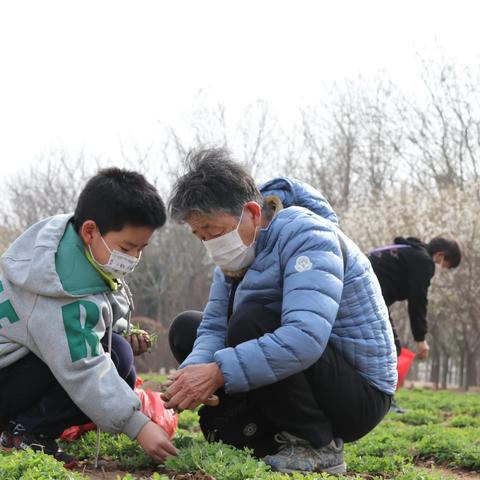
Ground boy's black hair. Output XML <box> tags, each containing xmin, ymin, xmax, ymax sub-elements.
<box><xmin>426</xmin><ymin>236</ymin><xmax>462</xmax><ymax>268</ymax></box>
<box><xmin>73</xmin><ymin>168</ymin><xmax>166</xmax><ymax>234</ymax></box>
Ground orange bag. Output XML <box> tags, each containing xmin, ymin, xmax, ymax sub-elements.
<box><xmin>134</xmin><ymin>384</ymin><xmax>178</xmax><ymax>438</ymax></box>
<box><xmin>61</xmin><ymin>377</ymin><xmax>178</xmax><ymax>441</ymax></box>
<box><xmin>61</xmin><ymin>422</ymin><xmax>96</xmax><ymax>441</ymax></box>
<box><xmin>396</xmin><ymin>347</ymin><xmax>416</xmax><ymax>390</ymax></box>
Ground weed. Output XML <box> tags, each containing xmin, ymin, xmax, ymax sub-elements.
<box><xmin>0</xmin><ymin>448</ymin><xmax>83</xmax><ymax>480</ymax></box>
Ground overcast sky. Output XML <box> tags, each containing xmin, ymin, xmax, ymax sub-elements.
<box><xmin>1</xmin><ymin>0</ymin><xmax>479</xmax><ymax>176</ymax></box>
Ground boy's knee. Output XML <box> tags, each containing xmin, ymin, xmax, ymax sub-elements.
<box><xmin>108</xmin><ymin>333</ymin><xmax>134</xmax><ymax>379</ymax></box>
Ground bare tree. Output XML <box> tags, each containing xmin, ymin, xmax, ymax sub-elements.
<box><xmin>301</xmin><ymin>77</ymin><xmax>403</xmax><ymax>209</ymax></box>
<box><xmin>401</xmin><ymin>57</ymin><xmax>480</xmax><ymax>193</ymax></box>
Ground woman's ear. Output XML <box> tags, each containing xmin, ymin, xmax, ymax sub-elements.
<box><xmin>244</xmin><ymin>201</ymin><xmax>262</xmax><ymax>227</ymax></box>
<box><xmin>79</xmin><ymin>220</ymin><xmax>98</xmax><ymax>246</ymax></box>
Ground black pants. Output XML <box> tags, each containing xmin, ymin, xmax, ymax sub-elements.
<box><xmin>169</xmin><ymin>305</ymin><xmax>391</xmax><ymax>454</ymax></box>
<box><xmin>386</xmin><ymin>308</ymin><xmax>402</xmax><ymax>357</ymax></box>
<box><xmin>0</xmin><ymin>332</ymin><xmax>136</xmax><ymax>438</ymax></box>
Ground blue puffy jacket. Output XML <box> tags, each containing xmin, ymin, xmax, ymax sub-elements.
<box><xmin>181</xmin><ymin>177</ymin><xmax>398</xmax><ymax>395</ymax></box>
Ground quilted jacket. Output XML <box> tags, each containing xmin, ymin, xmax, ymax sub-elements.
<box><xmin>181</xmin><ymin>177</ymin><xmax>398</xmax><ymax>395</ymax></box>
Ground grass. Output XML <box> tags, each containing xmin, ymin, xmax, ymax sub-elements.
<box><xmin>0</xmin><ymin>448</ymin><xmax>83</xmax><ymax>479</ymax></box>
<box><xmin>138</xmin><ymin>373</ymin><xmax>167</xmax><ymax>384</ymax></box>
<box><xmin>2</xmin><ymin>388</ymin><xmax>479</xmax><ymax>479</ymax></box>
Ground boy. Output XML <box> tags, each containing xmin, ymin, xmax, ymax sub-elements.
<box><xmin>0</xmin><ymin>168</ymin><xmax>178</xmax><ymax>464</ymax></box>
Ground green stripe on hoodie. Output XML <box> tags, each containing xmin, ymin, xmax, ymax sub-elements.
<box><xmin>55</xmin><ymin>222</ymin><xmax>112</xmax><ymax>295</ymax></box>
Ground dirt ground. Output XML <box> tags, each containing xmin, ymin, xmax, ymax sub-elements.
<box><xmin>77</xmin><ymin>461</ymin><xmax>215</xmax><ymax>480</ymax></box>
<box><xmin>73</xmin><ymin>380</ymin><xmax>479</xmax><ymax>480</ymax></box>
<box><xmin>417</xmin><ymin>463</ymin><xmax>480</xmax><ymax>480</ymax></box>
<box><xmin>76</xmin><ymin>461</ymin><xmax>480</xmax><ymax>480</ymax></box>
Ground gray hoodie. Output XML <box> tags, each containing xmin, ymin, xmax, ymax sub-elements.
<box><xmin>0</xmin><ymin>214</ymin><xmax>150</xmax><ymax>439</ymax></box>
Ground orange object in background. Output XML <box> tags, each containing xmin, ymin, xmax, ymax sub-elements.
<box><xmin>61</xmin><ymin>377</ymin><xmax>178</xmax><ymax>441</ymax></box>
<box><xmin>396</xmin><ymin>347</ymin><xmax>416</xmax><ymax>390</ymax></box>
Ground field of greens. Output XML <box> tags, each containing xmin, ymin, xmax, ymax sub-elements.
<box><xmin>1</xmin><ymin>387</ymin><xmax>478</xmax><ymax>480</ymax></box>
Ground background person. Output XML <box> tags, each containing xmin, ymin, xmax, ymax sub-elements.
<box><xmin>368</xmin><ymin>236</ymin><xmax>461</xmax><ymax>360</ymax></box>
<box><xmin>367</xmin><ymin>236</ymin><xmax>461</xmax><ymax>413</ymax></box>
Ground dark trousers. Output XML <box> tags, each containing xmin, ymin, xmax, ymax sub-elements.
<box><xmin>0</xmin><ymin>332</ymin><xmax>136</xmax><ymax>438</ymax></box>
<box><xmin>169</xmin><ymin>305</ymin><xmax>391</xmax><ymax>452</ymax></box>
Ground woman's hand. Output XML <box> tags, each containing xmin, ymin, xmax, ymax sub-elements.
<box><xmin>161</xmin><ymin>363</ymin><xmax>224</xmax><ymax>411</ymax></box>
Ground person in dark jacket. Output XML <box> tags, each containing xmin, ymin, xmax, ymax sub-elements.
<box><xmin>368</xmin><ymin>236</ymin><xmax>461</xmax><ymax>360</ymax></box>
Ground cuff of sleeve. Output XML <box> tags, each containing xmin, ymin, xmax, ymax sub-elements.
<box><xmin>112</xmin><ymin>317</ymin><xmax>129</xmax><ymax>333</ymax></box>
<box><xmin>122</xmin><ymin>410</ymin><xmax>150</xmax><ymax>440</ymax></box>
<box><xmin>414</xmin><ymin>336</ymin><xmax>426</xmax><ymax>342</ymax></box>
<box><xmin>214</xmin><ymin>347</ymin><xmax>250</xmax><ymax>394</ymax></box>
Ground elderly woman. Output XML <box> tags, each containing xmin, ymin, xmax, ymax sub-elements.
<box><xmin>164</xmin><ymin>148</ymin><xmax>397</xmax><ymax>475</ymax></box>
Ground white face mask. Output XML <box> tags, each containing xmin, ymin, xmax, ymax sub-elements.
<box><xmin>89</xmin><ymin>237</ymin><xmax>141</xmax><ymax>278</ymax></box>
<box><xmin>203</xmin><ymin>208</ymin><xmax>258</xmax><ymax>271</ymax></box>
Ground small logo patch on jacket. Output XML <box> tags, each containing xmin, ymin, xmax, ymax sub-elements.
<box><xmin>295</xmin><ymin>256</ymin><xmax>313</xmax><ymax>272</ymax></box>
<box><xmin>243</xmin><ymin>423</ymin><xmax>258</xmax><ymax>437</ymax></box>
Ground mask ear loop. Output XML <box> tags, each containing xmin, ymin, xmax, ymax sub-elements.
<box><xmin>100</xmin><ymin>236</ymin><xmax>113</xmax><ymax>254</ymax></box>
<box><xmin>238</xmin><ymin>207</ymin><xmax>258</xmax><ymax>248</ymax></box>
<box><xmin>235</xmin><ymin>208</ymin><xmax>246</xmax><ymax>233</ymax></box>
<box><xmin>89</xmin><ymin>234</ymin><xmax>113</xmax><ymax>267</ymax></box>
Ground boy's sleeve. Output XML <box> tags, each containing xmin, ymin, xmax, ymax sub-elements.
<box><xmin>180</xmin><ymin>267</ymin><xmax>229</xmax><ymax>368</ymax></box>
<box><xmin>112</xmin><ymin>317</ymin><xmax>129</xmax><ymax>334</ymax></box>
<box><xmin>27</xmin><ymin>295</ymin><xmax>150</xmax><ymax>440</ymax></box>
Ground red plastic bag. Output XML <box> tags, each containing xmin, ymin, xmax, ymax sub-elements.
<box><xmin>134</xmin><ymin>386</ymin><xmax>178</xmax><ymax>439</ymax></box>
<box><xmin>61</xmin><ymin>422</ymin><xmax>96</xmax><ymax>441</ymax></box>
<box><xmin>61</xmin><ymin>377</ymin><xmax>178</xmax><ymax>441</ymax></box>
<box><xmin>396</xmin><ymin>347</ymin><xmax>416</xmax><ymax>390</ymax></box>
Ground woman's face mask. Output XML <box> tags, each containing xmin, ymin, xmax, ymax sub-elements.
<box><xmin>89</xmin><ymin>236</ymin><xmax>141</xmax><ymax>278</ymax></box>
<box><xmin>203</xmin><ymin>208</ymin><xmax>258</xmax><ymax>271</ymax></box>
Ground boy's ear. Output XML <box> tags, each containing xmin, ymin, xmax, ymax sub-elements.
<box><xmin>79</xmin><ymin>220</ymin><xmax>99</xmax><ymax>246</ymax></box>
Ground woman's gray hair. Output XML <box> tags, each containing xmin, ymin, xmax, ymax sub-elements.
<box><xmin>168</xmin><ymin>148</ymin><xmax>263</xmax><ymax>223</ymax></box>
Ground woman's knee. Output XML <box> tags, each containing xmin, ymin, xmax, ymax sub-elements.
<box><xmin>227</xmin><ymin>304</ymin><xmax>280</xmax><ymax>347</ymax></box>
<box><xmin>169</xmin><ymin>310</ymin><xmax>203</xmax><ymax>363</ymax></box>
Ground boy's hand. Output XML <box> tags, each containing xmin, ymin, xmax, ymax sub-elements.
<box><xmin>128</xmin><ymin>330</ymin><xmax>151</xmax><ymax>356</ymax></box>
<box><xmin>136</xmin><ymin>421</ymin><xmax>178</xmax><ymax>462</ymax></box>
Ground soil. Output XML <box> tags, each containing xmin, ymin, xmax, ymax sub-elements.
<box><xmin>74</xmin><ymin>459</ymin><xmax>217</xmax><ymax>480</ymax></box>
<box><xmin>416</xmin><ymin>461</ymin><xmax>480</xmax><ymax>480</ymax></box>
<box><xmin>76</xmin><ymin>460</ymin><xmax>480</xmax><ymax>480</ymax></box>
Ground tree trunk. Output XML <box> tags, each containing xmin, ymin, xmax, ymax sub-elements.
<box><xmin>460</xmin><ymin>349</ymin><xmax>465</xmax><ymax>389</ymax></box>
<box><xmin>466</xmin><ymin>349</ymin><xmax>478</xmax><ymax>389</ymax></box>
<box><xmin>430</xmin><ymin>350</ymin><xmax>440</xmax><ymax>389</ymax></box>
<box><xmin>441</xmin><ymin>354</ymin><xmax>449</xmax><ymax>389</ymax></box>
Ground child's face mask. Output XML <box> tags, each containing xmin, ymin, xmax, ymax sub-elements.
<box><xmin>89</xmin><ymin>236</ymin><xmax>141</xmax><ymax>278</ymax></box>
<box><xmin>203</xmin><ymin>208</ymin><xmax>257</xmax><ymax>271</ymax></box>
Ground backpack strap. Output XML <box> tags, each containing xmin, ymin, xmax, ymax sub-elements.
<box><xmin>368</xmin><ymin>244</ymin><xmax>411</xmax><ymax>256</ymax></box>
